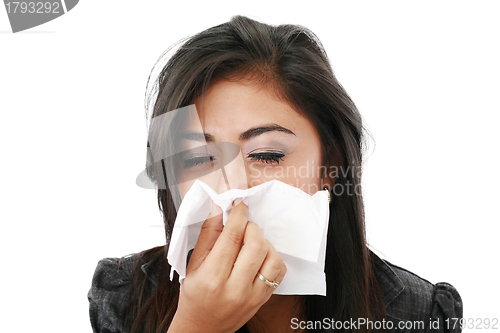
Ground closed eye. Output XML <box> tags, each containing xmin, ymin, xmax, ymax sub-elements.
<box><xmin>182</xmin><ymin>155</ymin><xmax>215</xmax><ymax>169</ymax></box>
<box><xmin>248</xmin><ymin>152</ymin><xmax>285</xmax><ymax>164</ymax></box>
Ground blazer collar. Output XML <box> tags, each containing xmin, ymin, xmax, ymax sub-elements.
<box><xmin>371</xmin><ymin>251</ymin><xmax>405</xmax><ymax>306</ymax></box>
<box><xmin>140</xmin><ymin>260</ymin><xmax>160</xmax><ymax>287</ymax></box>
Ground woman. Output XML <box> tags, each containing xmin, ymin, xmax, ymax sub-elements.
<box><xmin>88</xmin><ymin>15</ymin><xmax>462</xmax><ymax>332</ymax></box>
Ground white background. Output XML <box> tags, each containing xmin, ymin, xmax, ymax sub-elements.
<box><xmin>1</xmin><ymin>1</ymin><xmax>498</xmax><ymax>332</ymax></box>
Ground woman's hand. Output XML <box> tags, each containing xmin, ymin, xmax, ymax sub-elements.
<box><xmin>168</xmin><ymin>200</ymin><xmax>287</xmax><ymax>333</ymax></box>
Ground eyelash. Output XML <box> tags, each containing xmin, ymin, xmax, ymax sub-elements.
<box><xmin>248</xmin><ymin>152</ymin><xmax>285</xmax><ymax>164</ymax></box>
<box><xmin>182</xmin><ymin>155</ymin><xmax>215</xmax><ymax>169</ymax></box>
<box><xmin>182</xmin><ymin>152</ymin><xmax>285</xmax><ymax>169</ymax></box>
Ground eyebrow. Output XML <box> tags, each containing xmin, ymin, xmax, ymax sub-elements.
<box><xmin>238</xmin><ymin>123</ymin><xmax>295</xmax><ymax>141</ymax></box>
<box><xmin>180</xmin><ymin>123</ymin><xmax>296</xmax><ymax>143</ymax></box>
<box><xmin>179</xmin><ymin>132</ymin><xmax>214</xmax><ymax>142</ymax></box>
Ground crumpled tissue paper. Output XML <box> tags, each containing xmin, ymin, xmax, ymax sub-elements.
<box><xmin>167</xmin><ymin>179</ymin><xmax>330</xmax><ymax>295</ymax></box>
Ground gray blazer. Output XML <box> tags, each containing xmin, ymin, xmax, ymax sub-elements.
<box><xmin>88</xmin><ymin>251</ymin><xmax>462</xmax><ymax>332</ymax></box>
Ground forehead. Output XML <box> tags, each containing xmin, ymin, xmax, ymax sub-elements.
<box><xmin>192</xmin><ymin>80</ymin><xmax>316</xmax><ymax>141</ymax></box>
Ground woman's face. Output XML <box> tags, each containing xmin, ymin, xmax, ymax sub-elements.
<box><xmin>176</xmin><ymin>79</ymin><xmax>326</xmax><ymax>199</ymax></box>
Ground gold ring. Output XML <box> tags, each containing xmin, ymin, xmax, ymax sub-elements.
<box><xmin>258</xmin><ymin>272</ymin><xmax>279</xmax><ymax>288</ymax></box>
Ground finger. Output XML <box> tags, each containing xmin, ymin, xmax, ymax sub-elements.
<box><xmin>228</xmin><ymin>222</ymin><xmax>268</xmax><ymax>287</ymax></box>
<box><xmin>205</xmin><ymin>200</ymin><xmax>249</xmax><ymax>279</ymax></box>
<box><xmin>274</xmin><ymin>261</ymin><xmax>287</xmax><ymax>286</ymax></box>
<box><xmin>255</xmin><ymin>260</ymin><xmax>286</xmax><ymax>302</ymax></box>
<box><xmin>186</xmin><ymin>206</ymin><xmax>223</xmax><ymax>274</ymax></box>
<box><xmin>253</xmin><ymin>241</ymin><xmax>285</xmax><ymax>293</ymax></box>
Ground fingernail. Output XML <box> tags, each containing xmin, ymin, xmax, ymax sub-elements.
<box><xmin>233</xmin><ymin>197</ymin><xmax>243</xmax><ymax>207</ymax></box>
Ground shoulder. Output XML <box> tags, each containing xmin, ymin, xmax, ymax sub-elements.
<box><xmin>372</xmin><ymin>252</ymin><xmax>463</xmax><ymax>332</ymax></box>
<box><xmin>88</xmin><ymin>254</ymin><xmax>141</xmax><ymax>333</ymax></box>
<box><xmin>91</xmin><ymin>255</ymin><xmax>140</xmax><ymax>287</ymax></box>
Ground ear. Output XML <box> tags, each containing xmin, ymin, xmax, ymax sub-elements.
<box><xmin>321</xmin><ymin>177</ymin><xmax>334</xmax><ymax>191</ymax></box>
<box><xmin>321</xmin><ymin>144</ymin><xmax>341</xmax><ymax>191</ymax></box>
<box><xmin>320</xmin><ymin>175</ymin><xmax>334</xmax><ymax>204</ymax></box>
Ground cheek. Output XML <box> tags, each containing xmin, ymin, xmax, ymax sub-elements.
<box><xmin>178</xmin><ymin>166</ymin><xmax>243</xmax><ymax>199</ymax></box>
<box><xmin>177</xmin><ymin>180</ymin><xmax>193</xmax><ymax>201</ymax></box>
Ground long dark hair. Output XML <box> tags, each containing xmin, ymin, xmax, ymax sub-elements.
<box><xmin>126</xmin><ymin>15</ymin><xmax>386</xmax><ymax>332</ymax></box>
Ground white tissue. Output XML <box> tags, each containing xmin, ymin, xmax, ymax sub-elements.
<box><xmin>167</xmin><ymin>179</ymin><xmax>330</xmax><ymax>295</ymax></box>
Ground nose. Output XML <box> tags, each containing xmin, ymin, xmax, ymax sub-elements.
<box><xmin>207</xmin><ymin>146</ymin><xmax>249</xmax><ymax>194</ymax></box>
<box><xmin>197</xmin><ymin>146</ymin><xmax>249</xmax><ymax>220</ymax></box>
<box><xmin>220</xmin><ymin>149</ymin><xmax>249</xmax><ymax>192</ymax></box>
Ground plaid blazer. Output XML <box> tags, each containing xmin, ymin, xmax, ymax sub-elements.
<box><xmin>88</xmin><ymin>251</ymin><xmax>462</xmax><ymax>332</ymax></box>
